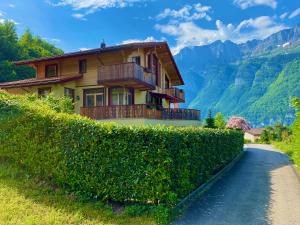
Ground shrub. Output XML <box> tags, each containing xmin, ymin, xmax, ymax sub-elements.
<box><xmin>215</xmin><ymin>112</ymin><xmax>226</xmax><ymax>129</ymax></box>
<box><xmin>0</xmin><ymin>91</ymin><xmax>244</xmax><ymax>206</ymax></box>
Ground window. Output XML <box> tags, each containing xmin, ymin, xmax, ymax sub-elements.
<box><xmin>83</xmin><ymin>88</ymin><xmax>105</xmax><ymax>107</ymax></box>
<box><xmin>131</xmin><ymin>56</ymin><xmax>141</xmax><ymax>65</ymax></box>
<box><xmin>45</xmin><ymin>64</ymin><xmax>57</xmax><ymax>77</ymax></box>
<box><xmin>165</xmin><ymin>75</ymin><xmax>170</xmax><ymax>89</ymax></box>
<box><xmin>111</xmin><ymin>88</ymin><xmax>134</xmax><ymax>106</ymax></box>
<box><xmin>38</xmin><ymin>87</ymin><xmax>51</xmax><ymax>97</ymax></box>
<box><xmin>147</xmin><ymin>54</ymin><xmax>152</xmax><ymax>69</ymax></box>
<box><xmin>64</xmin><ymin>88</ymin><xmax>75</xmax><ymax>103</ymax></box>
<box><xmin>79</xmin><ymin>59</ymin><xmax>87</xmax><ymax>74</ymax></box>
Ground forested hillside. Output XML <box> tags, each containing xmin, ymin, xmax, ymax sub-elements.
<box><xmin>176</xmin><ymin>24</ymin><xmax>300</xmax><ymax>127</ymax></box>
<box><xmin>0</xmin><ymin>21</ymin><xmax>63</xmax><ymax>82</ymax></box>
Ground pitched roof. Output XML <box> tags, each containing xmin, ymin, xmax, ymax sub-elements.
<box><xmin>0</xmin><ymin>74</ymin><xmax>82</xmax><ymax>88</ymax></box>
<box><xmin>245</xmin><ymin>128</ymin><xmax>265</xmax><ymax>136</ymax></box>
<box><xmin>13</xmin><ymin>42</ymin><xmax>184</xmax><ymax>86</ymax></box>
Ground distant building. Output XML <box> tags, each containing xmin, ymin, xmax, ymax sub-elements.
<box><xmin>244</xmin><ymin>128</ymin><xmax>265</xmax><ymax>142</ymax></box>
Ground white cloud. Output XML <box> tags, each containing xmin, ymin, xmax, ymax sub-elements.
<box><xmin>8</xmin><ymin>4</ymin><xmax>15</xmax><ymax>8</ymax></box>
<box><xmin>121</xmin><ymin>36</ymin><xmax>164</xmax><ymax>44</ymax></box>
<box><xmin>234</xmin><ymin>0</ymin><xmax>277</xmax><ymax>9</ymax></box>
<box><xmin>289</xmin><ymin>8</ymin><xmax>300</xmax><ymax>19</ymax></box>
<box><xmin>280</xmin><ymin>12</ymin><xmax>288</xmax><ymax>20</ymax></box>
<box><xmin>155</xmin><ymin>16</ymin><xmax>286</xmax><ymax>54</ymax></box>
<box><xmin>79</xmin><ymin>47</ymin><xmax>91</xmax><ymax>51</ymax></box>
<box><xmin>48</xmin><ymin>0</ymin><xmax>148</xmax><ymax>19</ymax></box>
<box><xmin>72</xmin><ymin>13</ymin><xmax>87</xmax><ymax>20</ymax></box>
<box><xmin>156</xmin><ymin>3</ymin><xmax>212</xmax><ymax>22</ymax></box>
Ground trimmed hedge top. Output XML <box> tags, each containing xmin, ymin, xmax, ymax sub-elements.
<box><xmin>0</xmin><ymin>91</ymin><xmax>244</xmax><ymax>205</ymax></box>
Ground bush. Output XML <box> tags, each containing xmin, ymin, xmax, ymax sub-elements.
<box><xmin>0</xmin><ymin>91</ymin><xmax>244</xmax><ymax>206</ymax></box>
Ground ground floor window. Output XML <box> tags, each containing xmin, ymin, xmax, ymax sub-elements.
<box><xmin>64</xmin><ymin>88</ymin><xmax>75</xmax><ymax>103</ymax></box>
<box><xmin>111</xmin><ymin>87</ymin><xmax>134</xmax><ymax>106</ymax></box>
<box><xmin>146</xmin><ymin>92</ymin><xmax>163</xmax><ymax>109</ymax></box>
<box><xmin>38</xmin><ymin>87</ymin><xmax>51</xmax><ymax>97</ymax></box>
<box><xmin>83</xmin><ymin>88</ymin><xmax>105</xmax><ymax>107</ymax></box>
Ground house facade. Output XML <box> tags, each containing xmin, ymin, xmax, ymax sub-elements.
<box><xmin>0</xmin><ymin>42</ymin><xmax>201</xmax><ymax>126</ymax></box>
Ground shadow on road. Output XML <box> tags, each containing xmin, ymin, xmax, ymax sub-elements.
<box><xmin>173</xmin><ymin>145</ymin><xmax>290</xmax><ymax>225</ymax></box>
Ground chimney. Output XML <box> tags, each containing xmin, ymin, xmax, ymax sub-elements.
<box><xmin>101</xmin><ymin>39</ymin><xmax>106</xmax><ymax>48</ymax></box>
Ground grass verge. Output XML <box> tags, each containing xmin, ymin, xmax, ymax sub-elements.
<box><xmin>0</xmin><ymin>157</ymin><xmax>158</xmax><ymax>225</ymax></box>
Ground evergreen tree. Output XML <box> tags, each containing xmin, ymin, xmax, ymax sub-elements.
<box><xmin>205</xmin><ymin>110</ymin><xmax>215</xmax><ymax>128</ymax></box>
<box><xmin>215</xmin><ymin>112</ymin><xmax>226</xmax><ymax>129</ymax></box>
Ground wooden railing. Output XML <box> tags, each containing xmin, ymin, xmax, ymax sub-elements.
<box><xmin>164</xmin><ymin>87</ymin><xmax>185</xmax><ymax>102</ymax></box>
<box><xmin>80</xmin><ymin>104</ymin><xmax>200</xmax><ymax>121</ymax></box>
<box><xmin>98</xmin><ymin>62</ymin><xmax>156</xmax><ymax>86</ymax></box>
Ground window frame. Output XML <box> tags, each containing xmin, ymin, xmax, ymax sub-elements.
<box><xmin>110</xmin><ymin>87</ymin><xmax>134</xmax><ymax>106</ymax></box>
<box><xmin>79</xmin><ymin>59</ymin><xmax>87</xmax><ymax>74</ymax></box>
<box><xmin>83</xmin><ymin>88</ymin><xmax>106</xmax><ymax>107</ymax></box>
<box><xmin>45</xmin><ymin>64</ymin><xmax>58</xmax><ymax>78</ymax></box>
<box><xmin>131</xmin><ymin>56</ymin><xmax>141</xmax><ymax>66</ymax></box>
<box><xmin>38</xmin><ymin>87</ymin><xmax>51</xmax><ymax>98</ymax></box>
<box><xmin>64</xmin><ymin>88</ymin><xmax>75</xmax><ymax>103</ymax></box>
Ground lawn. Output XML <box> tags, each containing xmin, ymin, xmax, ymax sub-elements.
<box><xmin>0</xmin><ymin>158</ymin><xmax>156</xmax><ymax>225</ymax></box>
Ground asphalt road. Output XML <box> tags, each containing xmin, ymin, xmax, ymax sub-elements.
<box><xmin>172</xmin><ymin>144</ymin><xmax>300</xmax><ymax>225</ymax></box>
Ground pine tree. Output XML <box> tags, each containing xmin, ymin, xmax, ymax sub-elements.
<box><xmin>205</xmin><ymin>110</ymin><xmax>215</xmax><ymax>128</ymax></box>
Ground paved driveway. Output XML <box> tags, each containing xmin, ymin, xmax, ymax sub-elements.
<box><xmin>172</xmin><ymin>144</ymin><xmax>300</xmax><ymax>225</ymax></box>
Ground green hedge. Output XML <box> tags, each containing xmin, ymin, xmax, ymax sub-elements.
<box><xmin>0</xmin><ymin>91</ymin><xmax>243</xmax><ymax>205</ymax></box>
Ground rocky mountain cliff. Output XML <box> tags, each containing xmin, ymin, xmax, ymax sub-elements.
<box><xmin>175</xmin><ymin>24</ymin><xmax>300</xmax><ymax>126</ymax></box>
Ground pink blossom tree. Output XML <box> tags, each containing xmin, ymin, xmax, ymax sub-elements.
<box><xmin>226</xmin><ymin>116</ymin><xmax>251</xmax><ymax>131</ymax></box>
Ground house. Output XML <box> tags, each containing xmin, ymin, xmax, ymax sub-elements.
<box><xmin>244</xmin><ymin>128</ymin><xmax>265</xmax><ymax>142</ymax></box>
<box><xmin>0</xmin><ymin>41</ymin><xmax>201</xmax><ymax>126</ymax></box>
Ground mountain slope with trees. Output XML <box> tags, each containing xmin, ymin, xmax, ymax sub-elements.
<box><xmin>175</xmin><ymin>24</ymin><xmax>300</xmax><ymax>126</ymax></box>
<box><xmin>0</xmin><ymin>21</ymin><xmax>63</xmax><ymax>83</ymax></box>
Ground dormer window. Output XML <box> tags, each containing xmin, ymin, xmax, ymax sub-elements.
<box><xmin>131</xmin><ymin>56</ymin><xmax>141</xmax><ymax>65</ymax></box>
<box><xmin>79</xmin><ymin>59</ymin><xmax>87</xmax><ymax>74</ymax></box>
<box><xmin>45</xmin><ymin>64</ymin><xmax>58</xmax><ymax>77</ymax></box>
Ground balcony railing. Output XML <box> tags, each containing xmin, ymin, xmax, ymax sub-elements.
<box><xmin>98</xmin><ymin>62</ymin><xmax>156</xmax><ymax>90</ymax></box>
<box><xmin>164</xmin><ymin>87</ymin><xmax>185</xmax><ymax>103</ymax></box>
<box><xmin>80</xmin><ymin>104</ymin><xmax>200</xmax><ymax>121</ymax></box>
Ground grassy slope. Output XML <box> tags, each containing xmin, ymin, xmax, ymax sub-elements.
<box><xmin>0</xmin><ymin>158</ymin><xmax>156</xmax><ymax>225</ymax></box>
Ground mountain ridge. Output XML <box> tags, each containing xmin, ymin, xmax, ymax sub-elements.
<box><xmin>175</xmin><ymin>24</ymin><xmax>300</xmax><ymax>126</ymax></box>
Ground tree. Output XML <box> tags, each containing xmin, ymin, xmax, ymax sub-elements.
<box><xmin>215</xmin><ymin>112</ymin><xmax>226</xmax><ymax>129</ymax></box>
<box><xmin>0</xmin><ymin>21</ymin><xmax>64</xmax><ymax>83</ymax></box>
<box><xmin>204</xmin><ymin>110</ymin><xmax>215</xmax><ymax>128</ymax></box>
<box><xmin>226</xmin><ymin>116</ymin><xmax>251</xmax><ymax>131</ymax></box>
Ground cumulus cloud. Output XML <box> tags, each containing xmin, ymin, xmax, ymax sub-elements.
<box><xmin>121</xmin><ymin>36</ymin><xmax>165</xmax><ymax>44</ymax></box>
<box><xmin>48</xmin><ymin>0</ymin><xmax>148</xmax><ymax>19</ymax></box>
<box><xmin>289</xmin><ymin>8</ymin><xmax>300</xmax><ymax>19</ymax></box>
<box><xmin>280</xmin><ymin>12</ymin><xmax>288</xmax><ymax>20</ymax></box>
<box><xmin>234</xmin><ymin>0</ymin><xmax>277</xmax><ymax>9</ymax></box>
<box><xmin>156</xmin><ymin>3</ymin><xmax>212</xmax><ymax>22</ymax></box>
<box><xmin>155</xmin><ymin>16</ymin><xmax>286</xmax><ymax>54</ymax></box>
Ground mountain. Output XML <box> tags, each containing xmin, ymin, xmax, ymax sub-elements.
<box><xmin>175</xmin><ymin>24</ymin><xmax>300</xmax><ymax>127</ymax></box>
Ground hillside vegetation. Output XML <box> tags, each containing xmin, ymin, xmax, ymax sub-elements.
<box><xmin>0</xmin><ymin>21</ymin><xmax>63</xmax><ymax>82</ymax></box>
<box><xmin>176</xmin><ymin>25</ymin><xmax>300</xmax><ymax>126</ymax></box>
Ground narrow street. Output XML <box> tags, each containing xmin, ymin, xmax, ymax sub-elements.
<box><xmin>173</xmin><ymin>144</ymin><xmax>300</xmax><ymax>225</ymax></box>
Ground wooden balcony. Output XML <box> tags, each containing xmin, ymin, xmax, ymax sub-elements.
<box><xmin>164</xmin><ymin>87</ymin><xmax>185</xmax><ymax>103</ymax></box>
<box><xmin>98</xmin><ymin>62</ymin><xmax>156</xmax><ymax>90</ymax></box>
<box><xmin>80</xmin><ymin>104</ymin><xmax>200</xmax><ymax>121</ymax></box>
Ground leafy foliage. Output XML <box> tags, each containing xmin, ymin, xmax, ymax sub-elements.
<box><xmin>215</xmin><ymin>112</ymin><xmax>226</xmax><ymax>129</ymax></box>
<box><xmin>0</xmin><ymin>21</ymin><xmax>63</xmax><ymax>83</ymax></box>
<box><xmin>226</xmin><ymin>116</ymin><xmax>251</xmax><ymax>131</ymax></box>
<box><xmin>275</xmin><ymin>97</ymin><xmax>300</xmax><ymax>168</ymax></box>
<box><xmin>0</xmin><ymin>91</ymin><xmax>244</xmax><ymax>208</ymax></box>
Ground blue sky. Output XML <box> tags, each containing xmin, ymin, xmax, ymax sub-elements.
<box><xmin>0</xmin><ymin>0</ymin><xmax>299</xmax><ymax>54</ymax></box>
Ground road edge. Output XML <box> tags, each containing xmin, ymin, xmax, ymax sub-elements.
<box><xmin>171</xmin><ymin>147</ymin><xmax>246</xmax><ymax>220</ymax></box>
